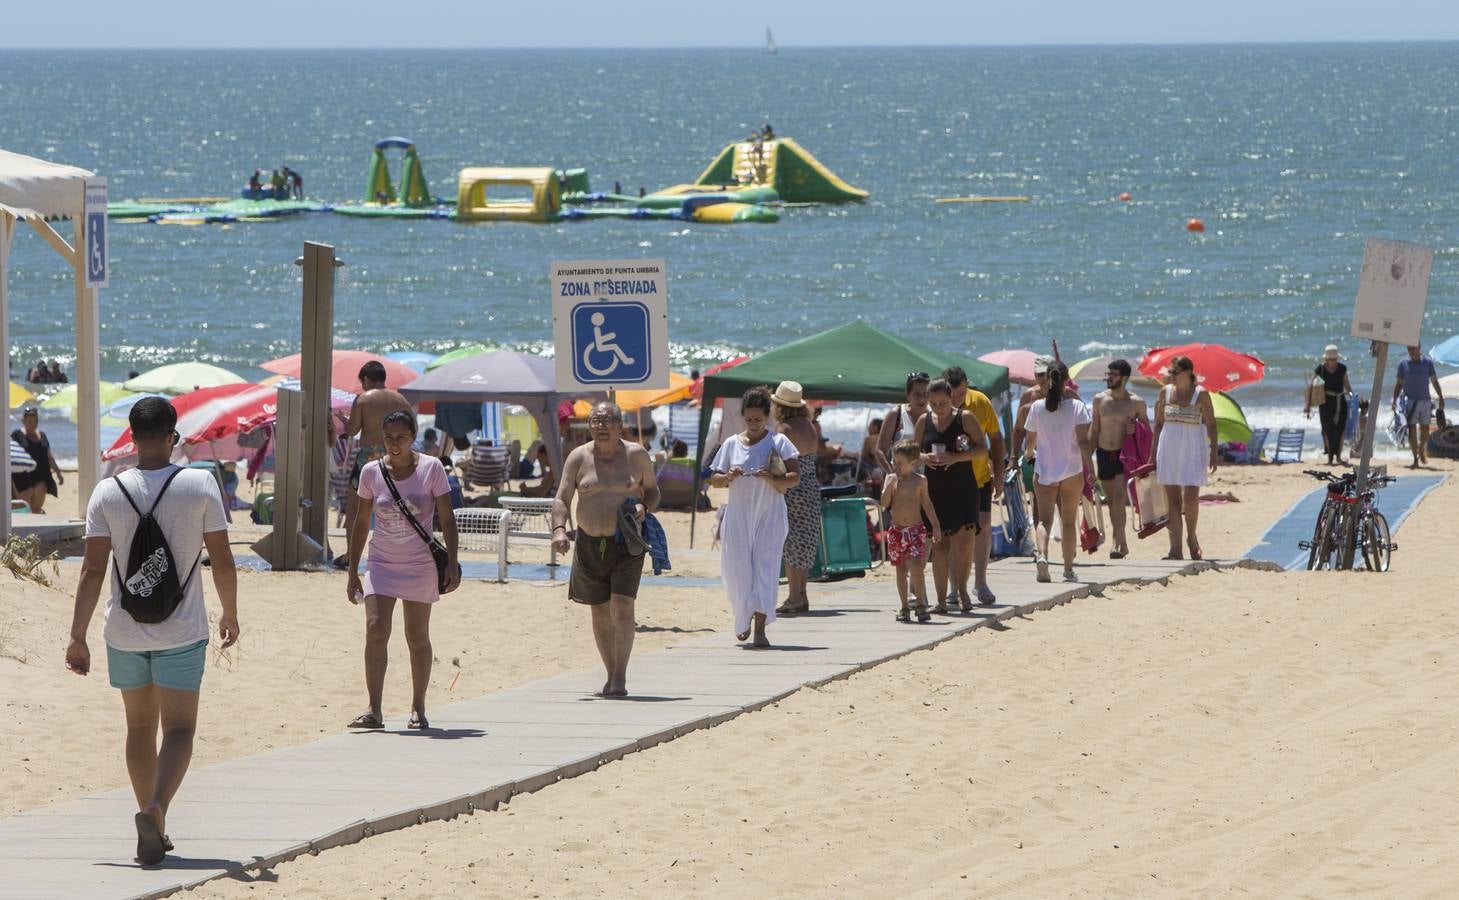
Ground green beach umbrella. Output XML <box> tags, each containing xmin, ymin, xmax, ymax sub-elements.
<box><xmin>38</xmin><ymin>381</ymin><xmax>135</xmax><ymax>422</ymax></box>
<box><xmin>1210</xmin><ymin>391</ymin><xmax>1253</xmax><ymax>446</ymax></box>
<box><xmin>426</xmin><ymin>345</ymin><xmax>491</xmax><ymax>371</ymax></box>
<box><xmin>123</xmin><ymin>362</ymin><xmax>246</xmax><ymax>395</ymax></box>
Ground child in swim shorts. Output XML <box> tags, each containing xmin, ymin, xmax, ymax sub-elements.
<box><xmin>881</xmin><ymin>440</ymin><xmax>943</xmax><ymax>623</ymax></box>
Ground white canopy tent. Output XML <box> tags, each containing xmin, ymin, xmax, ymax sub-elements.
<box><xmin>1</xmin><ymin>148</ymin><xmax>103</xmax><ymax>540</ymax></box>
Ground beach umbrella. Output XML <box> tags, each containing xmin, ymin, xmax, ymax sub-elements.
<box><xmin>259</xmin><ymin>350</ymin><xmax>419</xmax><ymax>394</ymax></box>
<box><xmin>123</xmin><ymin>362</ymin><xmax>246</xmax><ymax>395</ymax></box>
<box><xmin>103</xmin><ymin>383</ymin><xmax>263</xmax><ymax>461</ymax></box>
<box><xmin>1067</xmin><ymin>355</ymin><xmax>1161</xmax><ymax>388</ymax></box>
<box><xmin>38</xmin><ymin>381</ymin><xmax>135</xmax><ymax>422</ymax></box>
<box><xmin>425</xmin><ymin>345</ymin><xmax>491</xmax><ymax>371</ymax></box>
<box><xmin>1209</xmin><ymin>391</ymin><xmax>1253</xmax><ymax>446</ymax></box>
<box><xmin>8</xmin><ymin>381</ymin><xmax>34</xmax><ymax>409</ymax></box>
<box><xmin>1138</xmin><ymin>343</ymin><xmax>1265</xmax><ymax>391</ymax></box>
<box><xmin>617</xmin><ymin>372</ymin><xmax>694</xmax><ymax>412</ymax></box>
<box><xmin>1430</xmin><ymin>334</ymin><xmax>1459</xmax><ymax>367</ymax></box>
<box><xmin>385</xmin><ymin>350</ymin><xmax>436</xmax><ymax>373</ymax></box>
<box><xmin>1439</xmin><ymin>372</ymin><xmax>1459</xmax><ymax>400</ymax></box>
<box><xmin>978</xmin><ymin>349</ymin><xmax>1039</xmax><ymax>387</ymax></box>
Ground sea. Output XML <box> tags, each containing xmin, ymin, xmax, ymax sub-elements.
<box><xmin>3</xmin><ymin>45</ymin><xmax>1457</xmax><ymax>462</ymax></box>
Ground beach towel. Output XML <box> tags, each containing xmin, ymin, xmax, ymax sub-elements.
<box><xmin>1119</xmin><ymin>417</ymin><xmax>1154</xmax><ymax>472</ymax></box>
<box><xmin>1001</xmin><ymin>467</ymin><xmax>1030</xmax><ymax>548</ymax></box>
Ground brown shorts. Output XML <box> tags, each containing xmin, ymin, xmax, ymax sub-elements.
<box><xmin>569</xmin><ymin>533</ymin><xmax>645</xmax><ymax>606</ymax></box>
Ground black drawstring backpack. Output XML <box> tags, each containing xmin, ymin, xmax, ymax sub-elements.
<box><xmin>112</xmin><ymin>468</ymin><xmax>199</xmax><ymax>624</ymax></box>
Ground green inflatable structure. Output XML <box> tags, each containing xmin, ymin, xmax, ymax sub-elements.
<box><xmin>695</xmin><ymin>137</ymin><xmax>868</xmax><ymax>203</ymax></box>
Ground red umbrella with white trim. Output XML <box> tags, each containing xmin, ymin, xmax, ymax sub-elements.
<box><xmin>1138</xmin><ymin>343</ymin><xmax>1266</xmax><ymax>391</ymax></box>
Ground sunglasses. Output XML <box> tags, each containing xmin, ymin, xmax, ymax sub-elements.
<box><xmin>907</xmin><ymin>371</ymin><xmax>930</xmax><ymax>381</ymax></box>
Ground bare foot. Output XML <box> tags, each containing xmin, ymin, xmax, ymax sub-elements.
<box><xmin>606</xmin><ymin>676</ymin><xmax>628</xmax><ymax>697</ymax></box>
<box><xmin>1188</xmin><ymin>538</ymin><xmax>1203</xmax><ymax>561</ymax></box>
<box><xmin>736</xmin><ymin>630</ymin><xmax>751</xmax><ymax>642</ymax></box>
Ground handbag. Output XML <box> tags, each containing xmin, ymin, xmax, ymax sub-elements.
<box><xmin>378</xmin><ymin>459</ymin><xmax>461</xmax><ymax>594</ymax></box>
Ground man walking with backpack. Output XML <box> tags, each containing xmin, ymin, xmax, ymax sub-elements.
<box><xmin>65</xmin><ymin>397</ymin><xmax>239</xmax><ymax>865</ymax></box>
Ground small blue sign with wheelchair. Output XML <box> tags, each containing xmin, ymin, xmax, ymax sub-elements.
<box><xmin>571</xmin><ymin>301</ymin><xmax>652</xmax><ymax>385</ymax></box>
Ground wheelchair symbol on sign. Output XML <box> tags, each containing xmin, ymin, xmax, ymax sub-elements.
<box><xmin>581</xmin><ymin>311</ymin><xmax>636</xmax><ymax>377</ymax></box>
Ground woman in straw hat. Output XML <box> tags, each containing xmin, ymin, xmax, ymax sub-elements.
<box><xmin>1304</xmin><ymin>344</ymin><xmax>1353</xmax><ymax>465</ymax></box>
<box><xmin>771</xmin><ymin>381</ymin><xmax>822</xmax><ymax>615</ymax></box>
<box><xmin>708</xmin><ymin>386</ymin><xmax>801</xmax><ymax>647</ymax></box>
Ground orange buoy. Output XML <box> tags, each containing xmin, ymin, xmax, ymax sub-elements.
<box><xmin>1118</xmin><ymin>192</ymin><xmax>1132</xmax><ymax>201</ymax></box>
<box><xmin>1186</xmin><ymin>218</ymin><xmax>1205</xmax><ymax>232</ymax></box>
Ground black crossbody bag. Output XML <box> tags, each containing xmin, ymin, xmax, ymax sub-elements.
<box><xmin>378</xmin><ymin>459</ymin><xmax>460</xmax><ymax>593</ymax></box>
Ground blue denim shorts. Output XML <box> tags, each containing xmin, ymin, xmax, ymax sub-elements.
<box><xmin>106</xmin><ymin>639</ymin><xmax>208</xmax><ymax>693</ymax></box>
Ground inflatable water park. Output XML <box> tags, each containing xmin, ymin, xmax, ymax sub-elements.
<box><xmin>106</xmin><ymin>134</ymin><xmax>868</xmax><ymax>227</ymax></box>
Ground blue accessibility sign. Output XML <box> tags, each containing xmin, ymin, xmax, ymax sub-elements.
<box><xmin>86</xmin><ymin>212</ymin><xmax>107</xmax><ymax>282</ymax></box>
<box><xmin>570</xmin><ymin>301</ymin><xmax>652</xmax><ymax>385</ymax></box>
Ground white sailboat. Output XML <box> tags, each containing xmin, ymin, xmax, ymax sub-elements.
<box><xmin>765</xmin><ymin>27</ymin><xmax>777</xmax><ymax>55</ymax></box>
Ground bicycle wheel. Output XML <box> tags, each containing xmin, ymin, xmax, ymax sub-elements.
<box><xmin>1336</xmin><ymin>504</ymin><xmax>1360</xmax><ymax>570</ymax></box>
<box><xmin>1362</xmin><ymin>511</ymin><xmax>1392</xmax><ymax>572</ymax></box>
<box><xmin>1307</xmin><ymin>503</ymin><xmax>1335</xmax><ymax>570</ymax></box>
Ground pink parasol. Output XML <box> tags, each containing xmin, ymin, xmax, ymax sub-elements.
<box><xmin>260</xmin><ymin>350</ymin><xmax>419</xmax><ymax>394</ymax></box>
<box><xmin>978</xmin><ymin>349</ymin><xmax>1039</xmax><ymax>387</ymax></box>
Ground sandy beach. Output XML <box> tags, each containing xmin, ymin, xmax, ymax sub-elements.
<box><xmin>4</xmin><ymin>459</ymin><xmax>1454</xmax><ymax>896</ymax></box>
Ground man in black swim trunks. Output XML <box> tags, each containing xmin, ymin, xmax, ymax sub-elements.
<box><xmin>1089</xmin><ymin>359</ymin><xmax>1148</xmax><ymax>559</ymax></box>
<box><xmin>551</xmin><ymin>403</ymin><xmax>660</xmax><ymax>698</ymax></box>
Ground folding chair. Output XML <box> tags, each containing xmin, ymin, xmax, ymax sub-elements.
<box><xmin>1227</xmin><ymin>427</ymin><xmax>1270</xmax><ymax>464</ymax></box>
<box><xmin>1271</xmin><ymin>428</ymin><xmax>1305</xmax><ymax>463</ymax></box>
<box><xmin>466</xmin><ymin>442</ymin><xmax>513</xmax><ymax>491</ymax></box>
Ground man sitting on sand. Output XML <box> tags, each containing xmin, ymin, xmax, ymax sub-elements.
<box><xmin>551</xmin><ymin>403</ymin><xmax>660</xmax><ymax>698</ymax></box>
<box><xmin>65</xmin><ymin>397</ymin><xmax>239</xmax><ymax>866</ymax></box>
<box><xmin>1090</xmin><ymin>359</ymin><xmax>1148</xmax><ymax>559</ymax></box>
<box><xmin>339</xmin><ymin>361</ymin><xmax>412</xmax><ymax>566</ymax></box>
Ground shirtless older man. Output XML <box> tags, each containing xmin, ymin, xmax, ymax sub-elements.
<box><xmin>1089</xmin><ymin>359</ymin><xmax>1148</xmax><ymax>558</ymax></box>
<box><xmin>551</xmin><ymin>402</ymin><xmax>660</xmax><ymax>698</ymax></box>
<box><xmin>342</xmin><ymin>361</ymin><xmax>413</xmax><ymax>557</ymax></box>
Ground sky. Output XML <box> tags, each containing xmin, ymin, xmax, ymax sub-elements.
<box><xmin>4</xmin><ymin>0</ymin><xmax>1458</xmax><ymax>48</ymax></box>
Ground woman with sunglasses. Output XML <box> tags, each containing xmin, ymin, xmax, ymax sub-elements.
<box><xmin>874</xmin><ymin>372</ymin><xmax>932</xmax><ymax>474</ymax></box>
<box><xmin>1149</xmin><ymin>356</ymin><xmax>1219</xmax><ymax>560</ymax></box>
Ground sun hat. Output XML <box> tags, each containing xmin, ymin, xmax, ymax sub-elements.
<box><xmin>1322</xmin><ymin>344</ymin><xmax>1342</xmax><ymax>360</ymax></box>
<box><xmin>770</xmin><ymin>381</ymin><xmax>806</xmax><ymax>408</ymax></box>
<box><xmin>1032</xmin><ymin>355</ymin><xmax>1054</xmax><ymax>375</ymax></box>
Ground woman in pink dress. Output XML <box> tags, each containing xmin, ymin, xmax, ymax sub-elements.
<box><xmin>346</xmin><ymin>410</ymin><xmax>460</xmax><ymax>730</ymax></box>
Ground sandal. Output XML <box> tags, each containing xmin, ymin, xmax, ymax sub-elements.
<box><xmin>896</xmin><ymin>608</ymin><xmax>912</xmax><ymax>623</ymax></box>
<box><xmin>977</xmin><ymin>586</ymin><xmax>997</xmax><ymax>606</ymax></box>
<box><xmin>932</xmin><ymin>602</ymin><xmax>950</xmax><ymax>615</ymax></box>
<box><xmin>915</xmin><ymin>605</ymin><xmax>932</xmax><ymax>623</ymax></box>
<box><xmin>1109</xmin><ymin>549</ymin><xmax>1127</xmax><ymax>560</ymax></box>
<box><xmin>348</xmin><ymin>711</ymin><xmax>385</xmax><ymax>730</ymax></box>
<box><xmin>959</xmin><ymin>597</ymin><xmax>973</xmax><ymax>614</ymax></box>
<box><xmin>407</xmin><ymin>710</ymin><xmax>429</xmax><ymax>731</ymax></box>
<box><xmin>776</xmin><ymin>599</ymin><xmax>810</xmax><ymax>615</ymax></box>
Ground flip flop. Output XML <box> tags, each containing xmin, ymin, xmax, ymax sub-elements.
<box><xmin>407</xmin><ymin>710</ymin><xmax>429</xmax><ymax>731</ymax></box>
<box><xmin>348</xmin><ymin>711</ymin><xmax>385</xmax><ymax>730</ymax></box>
<box><xmin>1109</xmin><ymin>549</ymin><xmax>1127</xmax><ymax>560</ymax></box>
<box><xmin>977</xmin><ymin>586</ymin><xmax>997</xmax><ymax>605</ymax></box>
<box><xmin>135</xmin><ymin>811</ymin><xmax>166</xmax><ymax>865</ymax></box>
<box><xmin>776</xmin><ymin>600</ymin><xmax>809</xmax><ymax>615</ymax></box>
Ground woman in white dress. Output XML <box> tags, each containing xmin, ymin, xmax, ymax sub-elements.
<box><xmin>1150</xmin><ymin>356</ymin><xmax>1219</xmax><ymax>560</ymax></box>
<box><xmin>1022</xmin><ymin>362</ymin><xmax>1093</xmax><ymax>583</ymax></box>
<box><xmin>709</xmin><ymin>386</ymin><xmax>801</xmax><ymax>647</ymax></box>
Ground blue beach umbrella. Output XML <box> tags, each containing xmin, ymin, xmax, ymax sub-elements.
<box><xmin>385</xmin><ymin>350</ymin><xmax>435</xmax><ymax>374</ymax></box>
<box><xmin>1429</xmin><ymin>334</ymin><xmax>1459</xmax><ymax>367</ymax></box>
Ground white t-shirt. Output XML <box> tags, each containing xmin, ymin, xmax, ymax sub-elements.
<box><xmin>85</xmin><ymin>466</ymin><xmax>228</xmax><ymax>652</ymax></box>
<box><xmin>1025</xmin><ymin>398</ymin><xmax>1092</xmax><ymax>486</ymax></box>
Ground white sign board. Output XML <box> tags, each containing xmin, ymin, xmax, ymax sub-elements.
<box><xmin>83</xmin><ymin>177</ymin><xmax>108</xmax><ymax>288</ymax></box>
<box><xmin>1352</xmin><ymin>237</ymin><xmax>1431</xmax><ymax>346</ymax></box>
<box><xmin>551</xmin><ymin>259</ymin><xmax>669</xmax><ymax>392</ymax></box>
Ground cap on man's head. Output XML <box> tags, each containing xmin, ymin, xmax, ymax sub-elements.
<box><xmin>1033</xmin><ymin>355</ymin><xmax>1055</xmax><ymax>375</ymax></box>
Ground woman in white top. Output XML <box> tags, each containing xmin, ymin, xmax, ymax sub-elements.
<box><xmin>874</xmin><ymin>372</ymin><xmax>931</xmax><ymax>473</ymax></box>
<box><xmin>709</xmin><ymin>386</ymin><xmax>801</xmax><ymax>647</ymax></box>
<box><xmin>1023</xmin><ymin>362</ymin><xmax>1093</xmax><ymax>583</ymax></box>
<box><xmin>1150</xmin><ymin>355</ymin><xmax>1219</xmax><ymax>560</ymax></box>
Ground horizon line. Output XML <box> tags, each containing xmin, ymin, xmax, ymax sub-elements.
<box><xmin>3</xmin><ymin>38</ymin><xmax>1459</xmax><ymax>51</ymax></box>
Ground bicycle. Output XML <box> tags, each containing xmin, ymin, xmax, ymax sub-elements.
<box><xmin>1298</xmin><ymin>469</ymin><xmax>1397</xmax><ymax>571</ymax></box>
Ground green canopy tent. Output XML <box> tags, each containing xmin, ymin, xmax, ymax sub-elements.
<box><xmin>1210</xmin><ymin>391</ymin><xmax>1253</xmax><ymax>446</ymax></box>
<box><xmin>692</xmin><ymin>321</ymin><xmax>1010</xmax><ymax>543</ymax></box>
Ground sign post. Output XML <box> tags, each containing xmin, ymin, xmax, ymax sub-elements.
<box><xmin>83</xmin><ymin>177</ymin><xmax>108</xmax><ymax>288</ymax></box>
<box><xmin>1351</xmin><ymin>237</ymin><xmax>1432</xmax><ymax>500</ymax></box>
<box><xmin>551</xmin><ymin>259</ymin><xmax>669</xmax><ymax>400</ymax></box>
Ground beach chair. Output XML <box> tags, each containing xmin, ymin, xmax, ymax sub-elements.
<box><xmin>1227</xmin><ymin>427</ymin><xmax>1270</xmax><ymax>464</ymax></box>
<box><xmin>466</xmin><ymin>442</ymin><xmax>513</xmax><ymax>491</ymax></box>
<box><xmin>665</xmin><ymin>403</ymin><xmax>700</xmax><ymax>456</ymax></box>
<box><xmin>1272</xmin><ymin>428</ymin><xmax>1306</xmax><ymax>463</ymax></box>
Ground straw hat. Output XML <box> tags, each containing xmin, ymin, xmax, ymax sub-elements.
<box><xmin>1323</xmin><ymin>344</ymin><xmax>1342</xmax><ymax>361</ymax></box>
<box><xmin>770</xmin><ymin>381</ymin><xmax>806</xmax><ymax>408</ymax></box>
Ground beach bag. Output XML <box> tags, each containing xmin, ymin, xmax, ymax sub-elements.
<box><xmin>379</xmin><ymin>460</ymin><xmax>461</xmax><ymax>594</ymax></box>
<box><xmin>113</xmin><ymin>468</ymin><xmax>199</xmax><ymax>624</ymax></box>
<box><xmin>1079</xmin><ymin>469</ymin><xmax>1104</xmax><ymax>554</ymax></box>
<box><xmin>1125</xmin><ymin>463</ymin><xmax>1169</xmax><ymax>539</ymax></box>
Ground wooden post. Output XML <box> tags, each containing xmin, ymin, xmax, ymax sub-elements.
<box><xmin>298</xmin><ymin>242</ymin><xmax>337</xmax><ymax>553</ymax></box>
<box><xmin>1</xmin><ymin>211</ymin><xmax>12</xmax><ymax>541</ymax></box>
<box><xmin>274</xmin><ymin>388</ymin><xmax>304</xmax><ymax>568</ymax></box>
<box><xmin>1354</xmin><ymin>341</ymin><xmax>1389</xmax><ymax>496</ymax></box>
<box><xmin>72</xmin><ymin>214</ymin><xmax>101</xmax><ymax>517</ymax></box>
